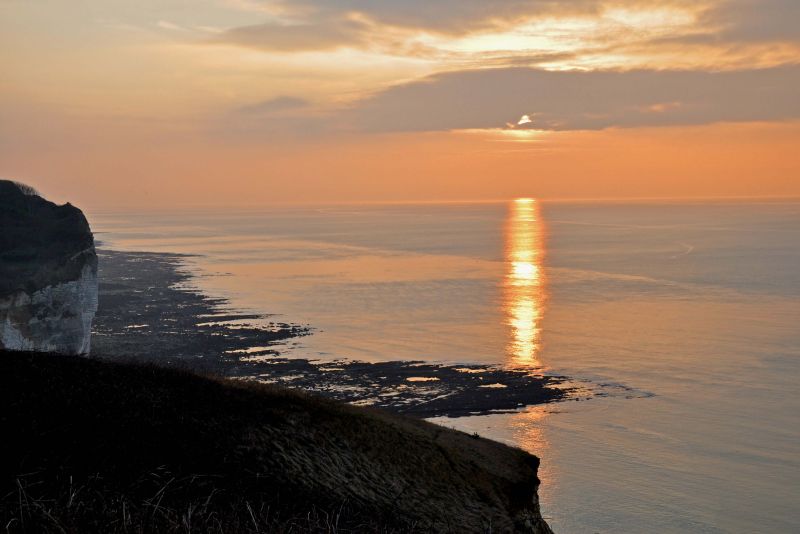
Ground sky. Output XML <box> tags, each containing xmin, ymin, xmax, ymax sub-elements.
<box><xmin>1</xmin><ymin>0</ymin><xmax>799</xmax><ymax>208</ymax></box>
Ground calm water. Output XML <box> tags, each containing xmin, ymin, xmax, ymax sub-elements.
<box><xmin>91</xmin><ymin>200</ymin><xmax>800</xmax><ymax>533</ymax></box>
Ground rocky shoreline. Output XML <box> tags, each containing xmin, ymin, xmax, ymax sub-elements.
<box><xmin>93</xmin><ymin>249</ymin><xmax>570</xmax><ymax>418</ymax></box>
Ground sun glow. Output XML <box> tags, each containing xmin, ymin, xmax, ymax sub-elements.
<box><xmin>504</xmin><ymin>198</ymin><xmax>546</xmax><ymax>367</ymax></box>
<box><xmin>501</xmin><ymin>129</ymin><xmax>548</xmax><ymax>143</ymax></box>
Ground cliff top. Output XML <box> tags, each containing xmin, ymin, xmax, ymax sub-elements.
<box><xmin>0</xmin><ymin>351</ymin><xmax>552</xmax><ymax>533</ymax></box>
<box><xmin>0</xmin><ymin>180</ymin><xmax>96</xmax><ymax>297</ymax></box>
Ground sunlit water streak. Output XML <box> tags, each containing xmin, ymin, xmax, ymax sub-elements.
<box><xmin>504</xmin><ymin>198</ymin><xmax>546</xmax><ymax>367</ymax></box>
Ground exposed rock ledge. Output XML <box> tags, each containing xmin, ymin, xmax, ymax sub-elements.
<box><xmin>0</xmin><ymin>180</ymin><xmax>98</xmax><ymax>354</ymax></box>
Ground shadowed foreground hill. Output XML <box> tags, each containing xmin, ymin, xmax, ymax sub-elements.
<box><xmin>0</xmin><ymin>351</ymin><xmax>552</xmax><ymax>533</ymax></box>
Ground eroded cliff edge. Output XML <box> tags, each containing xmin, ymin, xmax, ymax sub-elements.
<box><xmin>2</xmin><ymin>351</ymin><xmax>554</xmax><ymax>533</ymax></box>
<box><xmin>0</xmin><ymin>180</ymin><xmax>98</xmax><ymax>354</ymax></box>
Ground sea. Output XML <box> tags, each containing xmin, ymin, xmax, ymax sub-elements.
<box><xmin>90</xmin><ymin>199</ymin><xmax>800</xmax><ymax>533</ymax></box>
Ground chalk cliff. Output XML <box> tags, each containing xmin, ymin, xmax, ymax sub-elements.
<box><xmin>0</xmin><ymin>181</ymin><xmax>98</xmax><ymax>354</ymax></box>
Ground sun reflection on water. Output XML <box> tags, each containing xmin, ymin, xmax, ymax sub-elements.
<box><xmin>504</xmin><ymin>198</ymin><xmax>546</xmax><ymax>368</ymax></box>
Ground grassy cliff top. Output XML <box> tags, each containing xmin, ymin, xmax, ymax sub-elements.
<box><xmin>0</xmin><ymin>351</ymin><xmax>552</xmax><ymax>533</ymax></box>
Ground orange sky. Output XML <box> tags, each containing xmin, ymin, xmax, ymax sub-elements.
<box><xmin>1</xmin><ymin>0</ymin><xmax>799</xmax><ymax>208</ymax></box>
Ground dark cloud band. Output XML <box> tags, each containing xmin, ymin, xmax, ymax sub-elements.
<box><xmin>343</xmin><ymin>65</ymin><xmax>800</xmax><ymax>132</ymax></box>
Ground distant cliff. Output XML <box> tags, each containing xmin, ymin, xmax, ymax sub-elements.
<box><xmin>0</xmin><ymin>181</ymin><xmax>98</xmax><ymax>354</ymax></box>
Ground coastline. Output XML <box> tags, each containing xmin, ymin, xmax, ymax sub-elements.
<box><xmin>93</xmin><ymin>248</ymin><xmax>568</xmax><ymax>418</ymax></box>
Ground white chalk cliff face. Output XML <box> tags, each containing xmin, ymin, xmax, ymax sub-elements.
<box><xmin>0</xmin><ymin>180</ymin><xmax>99</xmax><ymax>355</ymax></box>
<box><xmin>1</xmin><ymin>261</ymin><xmax>98</xmax><ymax>355</ymax></box>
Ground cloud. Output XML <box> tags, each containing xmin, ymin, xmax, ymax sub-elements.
<box><xmin>214</xmin><ymin>17</ymin><xmax>368</xmax><ymax>51</ymax></box>
<box><xmin>269</xmin><ymin>0</ymin><xmax>602</xmax><ymax>33</ymax></box>
<box><xmin>157</xmin><ymin>20</ymin><xmax>186</xmax><ymax>32</ymax></box>
<box><xmin>219</xmin><ymin>95</ymin><xmax>327</xmax><ymax>139</ymax></box>
<box><xmin>342</xmin><ymin>65</ymin><xmax>800</xmax><ymax>132</ymax></box>
<box><xmin>704</xmin><ymin>0</ymin><xmax>800</xmax><ymax>42</ymax></box>
<box><xmin>271</xmin><ymin>0</ymin><xmax>800</xmax><ymax>42</ymax></box>
<box><xmin>213</xmin><ymin>1</ymin><xmax>800</xmax><ymax>63</ymax></box>
<box><xmin>236</xmin><ymin>96</ymin><xmax>311</xmax><ymax>115</ymax></box>
<box><xmin>213</xmin><ymin>0</ymin><xmax>633</xmax><ymax>53</ymax></box>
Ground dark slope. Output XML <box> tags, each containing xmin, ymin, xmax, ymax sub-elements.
<box><xmin>0</xmin><ymin>351</ymin><xmax>553</xmax><ymax>533</ymax></box>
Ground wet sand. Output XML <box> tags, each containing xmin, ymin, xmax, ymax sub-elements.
<box><xmin>93</xmin><ymin>249</ymin><xmax>568</xmax><ymax>417</ymax></box>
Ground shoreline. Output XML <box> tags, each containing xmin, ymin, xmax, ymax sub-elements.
<box><xmin>93</xmin><ymin>248</ymin><xmax>569</xmax><ymax>417</ymax></box>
